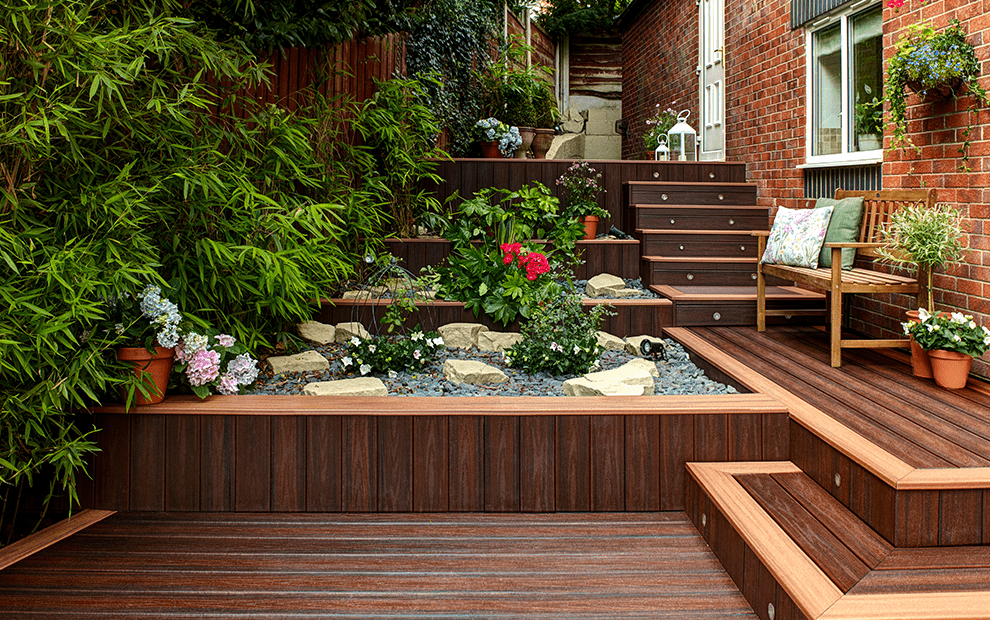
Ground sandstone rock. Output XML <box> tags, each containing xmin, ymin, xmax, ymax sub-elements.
<box><xmin>583</xmin><ymin>364</ymin><xmax>655</xmax><ymax>395</ymax></box>
<box><xmin>624</xmin><ymin>335</ymin><xmax>665</xmax><ymax>356</ymax></box>
<box><xmin>622</xmin><ymin>357</ymin><xmax>660</xmax><ymax>378</ymax></box>
<box><xmin>563</xmin><ymin>377</ymin><xmax>648</xmax><ymax>397</ymax></box>
<box><xmin>596</xmin><ymin>331</ymin><xmax>626</xmax><ymax>351</ymax></box>
<box><xmin>303</xmin><ymin>377</ymin><xmax>388</xmax><ymax>397</ymax></box>
<box><xmin>443</xmin><ymin>359</ymin><xmax>508</xmax><ymax>385</ymax></box>
<box><xmin>612</xmin><ymin>287</ymin><xmax>644</xmax><ymax>298</ymax></box>
<box><xmin>335</xmin><ymin>322</ymin><xmax>371</xmax><ymax>343</ymax></box>
<box><xmin>297</xmin><ymin>321</ymin><xmax>336</xmax><ymax>345</ymax></box>
<box><xmin>268</xmin><ymin>350</ymin><xmax>330</xmax><ymax>375</ymax></box>
<box><xmin>477</xmin><ymin>331</ymin><xmax>522</xmax><ymax>352</ymax></box>
<box><xmin>438</xmin><ymin>323</ymin><xmax>489</xmax><ymax>349</ymax></box>
<box><xmin>546</xmin><ymin>133</ymin><xmax>585</xmax><ymax>159</ymax></box>
<box><xmin>586</xmin><ymin>273</ymin><xmax>626</xmax><ymax>297</ymax></box>
<box><xmin>341</xmin><ymin>290</ymin><xmax>374</xmax><ymax>300</ymax></box>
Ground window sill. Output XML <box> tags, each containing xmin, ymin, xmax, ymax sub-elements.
<box><xmin>798</xmin><ymin>152</ymin><xmax>883</xmax><ymax>169</ymax></box>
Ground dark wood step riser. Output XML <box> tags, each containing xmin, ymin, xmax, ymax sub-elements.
<box><xmin>687</xmin><ymin>475</ymin><xmax>806</xmax><ymax>620</ymax></box>
<box><xmin>673</xmin><ymin>302</ymin><xmax>825</xmax><ymax>327</ymax></box>
<box><xmin>630</xmin><ymin>210</ymin><xmax>768</xmax><ymax>232</ymax></box>
<box><xmin>642</xmin><ymin>262</ymin><xmax>792</xmax><ymax>288</ymax></box>
<box><xmin>642</xmin><ymin>235</ymin><xmax>760</xmax><ymax>258</ymax></box>
<box><xmin>791</xmin><ymin>420</ymin><xmax>990</xmax><ymax>548</ymax></box>
<box><xmin>626</xmin><ymin>185</ymin><xmax>758</xmax><ymax>206</ymax></box>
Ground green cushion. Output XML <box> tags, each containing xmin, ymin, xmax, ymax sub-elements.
<box><xmin>816</xmin><ymin>196</ymin><xmax>865</xmax><ymax>269</ymax></box>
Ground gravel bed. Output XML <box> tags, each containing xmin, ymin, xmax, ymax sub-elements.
<box><xmin>247</xmin><ymin>338</ymin><xmax>737</xmax><ymax>397</ymax></box>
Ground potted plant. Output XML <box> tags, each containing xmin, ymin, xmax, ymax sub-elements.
<box><xmin>531</xmin><ymin>83</ymin><xmax>560</xmax><ymax>159</ymax></box>
<box><xmin>643</xmin><ymin>103</ymin><xmax>678</xmax><ymax>158</ymax></box>
<box><xmin>475</xmin><ymin>117</ymin><xmax>521</xmax><ymax>158</ymax></box>
<box><xmin>878</xmin><ymin>202</ymin><xmax>966</xmax><ymax>376</ymax></box>
<box><xmin>103</xmin><ymin>285</ymin><xmax>260</xmax><ymax>406</ymax></box>
<box><xmin>854</xmin><ymin>96</ymin><xmax>883</xmax><ymax>151</ymax></box>
<box><xmin>903</xmin><ymin>308</ymin><xmax>990</xmax><ymax>388</ymax></box>
<box><xmin>556</xmin><ymin>161</ymin><xmax>609</xmax><ymax>239</ymax></box>
<box><xmin>885</xmin><ymin>19</ymin><xmax>990</xmax><ymax>158</ymax></box>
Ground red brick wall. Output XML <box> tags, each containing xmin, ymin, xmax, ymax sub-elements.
<box><xmin>621</xmin><ymin>1</ymin><xmax>699</xmax><ymax>159</ymax></box>
<box><xmin>623</xmin><ymin>0</ymin><xmax>990</xmax><ymax>378</ymax></box>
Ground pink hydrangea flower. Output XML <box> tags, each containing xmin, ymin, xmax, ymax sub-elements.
<box><xmin>187</xmin><ymin>349</ymin><xmax>221</xmax><ymax>386</ymax></box>
<box><xmin>215</xmin><ymin>334</ymin><xmax>236</xmax><ymax>348</ymax></box>
<box><xmin>217</xmin><ymin>373</ymin><xmax>239</xmax><ymax>395</ymax></box>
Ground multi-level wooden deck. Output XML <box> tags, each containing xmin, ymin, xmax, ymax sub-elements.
<box><xmin>3</xmin><ymin>324</ymin><xmax>990</xmax><ymax>618</ymax></box>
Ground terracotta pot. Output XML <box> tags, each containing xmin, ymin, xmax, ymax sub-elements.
<box><xmin>905</xmin><ymin>310</ymin><xmax>933</xmax><ymax>379</ymax></box>
<box><xmin>928</xmin><ymin>349</ymin><xmax>973</xmax><ymax>390</ymax></box>
<box><xmin>479</xmin><ymin>140</ymin><xmax>502</xmax><ymax>158</ymax></box>
<box><xmin>581</xmin><ymin>215</ymin><xmax>599</xmax><ymax>240</ymax></box>
<box><xmin>531</xmin><ymin>129</ymin><xmax>554</xmax><ymax>159</ymax></box>
<box><xmin>515</xmin><ymin>126</ymin><xmax>535</xmax><ymax>159</ymax></box>
<box><xmin>117</xmin><ymin>346</ymin><xmax>175</xmax><ymax>405</ymax></box>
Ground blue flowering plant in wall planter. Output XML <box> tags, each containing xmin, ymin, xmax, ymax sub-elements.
<box><xmin>884</xmin><ymin>19</ymin><xmax>989</xmax><ymax>163</ymax></box>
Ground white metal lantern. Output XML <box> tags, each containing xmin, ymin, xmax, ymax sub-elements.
<box><xmin>666</xmin><ymin>110</ymin><xmax>697</xmax><ymax>161</ymax></box>
<box><xmin>654</xmin><ymin>136</ymin><xmax>669</xmax><ymax>161</ymax></box>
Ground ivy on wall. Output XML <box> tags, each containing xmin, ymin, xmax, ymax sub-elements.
<box><xmin>405</xmin><ymin>0</ymin><xmax>502</xmax><ymax>156</ymax></box>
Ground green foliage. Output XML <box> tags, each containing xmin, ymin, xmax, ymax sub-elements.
<box><xmin>405</xmin><ymin>0</ymin><xmax>501</xmax><ymax>156</ymax></box>
<box><xmin>342</xmin><ymin>329</ymin><xmax>444</xmax><ymax>374</ymax></box>
<box><xmin>531</xmin><ymin>82</ymin><xmax>561</xmax><ymax>129</ymax></box>
<box><xmin>878</xmin><ymin>202</ymin><xmax>965</xmax><ymax>311</ymax></box>
<box><xmin>643</xmin><ymin>104</ymin><xmax>678</xmax><ymax>151</ymax></box>
<box><xmin>182</xmin><ymin>0</ymin><xmax>415</xmax><ymax>51</ymax></box>
<box><xmin>504</xmin><ymin>293</ymin><xmax>614</xmax><ymax>376</ymax></box>
<box><xmin>885</xmin><ymin>20</ymin><xmax>989</xmax><ymax>163</ymax></box>
<box><xmin>538</xmin><ymin>0</ymin><xmax>633</xmax><ymax>37</ymax></box>
<box><xmin>351</xmin><ymin>77</ymin><xmax>447</xmax><ymax>237</ymax></box>
<box><xmin>903</xmin><ymin>309</ymin><xmax>990</xmax><ymax>356</ymax></box>
<box><xmin>0</xmin><ymin>0</ymin><xmax>370</xmax><ymax>540</ymax></box>
<box><xmin>478</xmin><ymin>38</ymin><xmax>553</xmax><ymax>129</ymax></box>
<box><xmin>556</xmin><ymin>161</ymin><xmax>608</xmax><ymax>219</ymax></box>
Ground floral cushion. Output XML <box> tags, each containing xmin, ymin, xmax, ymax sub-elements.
<box><xmin>760</xmin><ymin>206</ymin><xmax>835</xmax><ymax>268</ymax></box>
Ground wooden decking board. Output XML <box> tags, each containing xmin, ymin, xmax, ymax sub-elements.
<box><xmin>685</xmin><ymin>326</ymin><xmax>949</xmax><ymax>468</ymax></box>
<box><xmin>0</xmin><ymin>512</ymin><xmax>759</xmax><ymax>619</ymax></box>
<box><xmin>755</xmin><ymin>327</ymin><xmax>990</xmax><ymax>454</ymax></box>
<box><xmin>715</xmin><ymin>326</ymin><xmax>990</xmax><ymax>468</ymax></box>
<box><xmin>734</xmin><ymin>473</ymin><xmax>871</xmax><ymax>593</ymax></box>
<box><xmin>769</xmin><ymin>472</ymin><xmax>892</xmax><ymax>568</ymax></box>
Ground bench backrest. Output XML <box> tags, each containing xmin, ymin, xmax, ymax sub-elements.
<box><xmin>834</xmin><ymin>188</ymin><xmax>937</xmax><ymax>259</ymax></box>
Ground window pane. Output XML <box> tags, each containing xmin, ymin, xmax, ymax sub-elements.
<box><xmin>813</xmin><ymin>24</ymin><xmax>842</xmax><ymax>156</ymax></box>
<box><xmin>850</xmin><ymin>7</ymin><xmax>883</xmax><ymax>152</ymax></box>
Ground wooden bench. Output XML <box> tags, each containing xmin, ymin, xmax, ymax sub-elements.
<box><xmin>755</xmin><ymin>188</ymin><xmax>936</xmax><ymax>367</ymax></box>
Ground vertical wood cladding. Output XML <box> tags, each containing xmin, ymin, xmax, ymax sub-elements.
<box><xmin>88</xmin><ymin>408</ymin><xmax>787</xmax><ymax>513</ymax></box>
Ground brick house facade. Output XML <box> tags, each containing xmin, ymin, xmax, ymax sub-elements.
<box><xmin>621</xmin><ymin>0</ymin><xmax>990</xmax><ymax>378</ymax></box>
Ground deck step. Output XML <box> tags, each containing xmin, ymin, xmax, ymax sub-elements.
<box><xmin>652</xmin><ymin>285</ymin><xmax>825</xmax><ymax>327</ymax></box>
<box><xmin>687</xmin><ymin>460</ymin><xmax>990</xmax><ymax>620</ymax></box>
<box><xmin>624</xmin><ymin>180</ymin><xmax>758</xmax><ymax>206</ymax></box>
<box><xmin>638</xmin><ymin>228</ymin><xmax>760</xmax><ymax>257</ymax></box>
<box><xmin>626</xmin><ymin>204</ymin><xmax>768</xmax><ymax>231</ymax></box>
<box><xmin>641</xmin><ymin>256</ymin><xmax>791</xmax><ymax>287</ymax></box>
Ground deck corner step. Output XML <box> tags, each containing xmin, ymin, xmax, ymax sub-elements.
<box><xmin>687</xmin><ymin>461</ymin><xmax>890</xmax><ymax>620</ymax></box>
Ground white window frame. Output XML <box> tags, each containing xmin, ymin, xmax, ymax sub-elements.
<box><xmin>802</xmin><ymin>0</ymin><xmax>883</xmax><ymax>168</ymax></box>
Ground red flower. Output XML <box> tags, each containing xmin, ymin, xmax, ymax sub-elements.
<box><xmin>503</xmin><ymin>253</ymin><xmax>513</xmax><ymax>265</ymax></box>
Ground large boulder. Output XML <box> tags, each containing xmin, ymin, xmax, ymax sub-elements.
<box><xmin>303</xmin><ymin>377</ymin><xmax>388</xmax><ymax>397</ymax></box>
<box><xmin>297</xmin><ymin>321</ymin><xmax>336</xmax><ymax>345</ymax></box>
<box><xmin>583</xmin><ymin>362</ymin><xmax>656</xmax><ymax>395</ymax></box>
<box><xmin>586</xmin><ymin>273</ymin><xmax>626</xmax><ymax>297</ymax></box>
<box><xmin>443</xmin><ymin>359</ymin><xmax>508</xmax><ymax>385</ymax></box>
<box><xmin>268</xmin><ymin>350</ymin><xmax>330</xmax><ymax>375</ymax></box>
<box><xmin>477</xmin><ymin>331</ymin><xmax>522</xmax><ymax>352</ymax></box>
<box><xmin>335</xmin><ymin>322</ymin><xmax>371</xmax><ymax>343</ymax></box>
<box><xmin>562</xmin><ymin>377</ymin><xmax>648</xmax><ymax>397</ymax></box>
<box><xmin>438</xmin><ymin>323</ymin><xmax>489</xmax><ymax>349</ymax></box>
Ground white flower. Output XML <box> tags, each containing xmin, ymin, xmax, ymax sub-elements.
<box><xmin>351</xmin><ymin>336</ymin><xmax>361</xmax><ymax>346</ymax></box>
<box><xmin>341</xmin><ymin>356</ymin><xmax>353</xmax><ymax>367</ymax></box>
<box><xmin>411</xmin><ymin>331</ymin><xmax>424</xmax><ymax>341</ymax></box>
<box><xmin>951</xmin><ymin>312</ymin><xmax>967</xmax><ymax>323</ymax></box>
<box><xmin>368</xmin><ymin>344</ymin><xmax>377</xmax><ymax>353</ymax></box>
<box><xmin>388</xmin><ymin>370</ymin><xmax>398</xmax><ymax>379</ymax></box>
<box><xmin>592</xmin><ymin>359</ymin><xmax>601</xmax><ymax>369</ymax></box>
<box><xmin>969</xmin><ymin>321</ymin><xmax>977</xmax><ymax>329</ymax></box>
<box><xmin>360</xmin><ymin>364</ymin><xmax>371</xmax><ymax>375</ymax></box>
<box><xmin>902</xmin><ymin>322</ymin><xmax>911</xmax><ymax>335</ymax></box>
<box><xmin>433</xmin><ymin>337</ymin><xmax>444</xmax><ymax>346</ymax></box>
<box><xmin>954</xmin><ymin>335</ymin><xmax>962</xmax><ymax>342</ymax></box>
<box><xmin>549</xmin><ymin>341</ymin><xmax>563</xmax><ymax>352</ymax></box>
<box><xmin>413</xmin><ymin>349</ymin><xmax>421</xmax><ymax>360</ymax></box>
<box><xmin>917</xmin><ymin>307</ymin><xmax>931</xmax><ymax>321</ymax></box>
<box><xmin>573</xmin><ymin>344</ymin><xmax>581</xmax><ymax>354</ymax></box>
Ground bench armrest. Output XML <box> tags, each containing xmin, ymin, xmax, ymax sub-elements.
<box><xmin>823</xmin><ymin>242</ymin><xmax>883</xmax><ymax>249</ymax></box>
<box><xmin>752</xmin><ymin>230</ymin><xmax>770</xmax><ymax>237</ymax></box>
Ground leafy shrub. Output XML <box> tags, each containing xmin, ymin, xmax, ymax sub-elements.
<box><xmin>538</xmin><ymin>0</ymin><xmax>633</xmax><ymax>37</ymax></box>
<box><xmin>504</xmin><ymin>294</ymin><xmax>614</xmax><ymax>375</ymax></box>
<box><xmin>342</xmin><ymin>329</ymin><xmax>445</xmax><ymax>375</ymax></box>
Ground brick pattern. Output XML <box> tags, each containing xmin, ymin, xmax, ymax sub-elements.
<box><xmin>622</xmin><ymin>0</ymin><xmax>990</xmax><ymax>378</ymax></box>
<box><xmin>621</xmin><ymin>2</ymin><xmax>700</xmax><ymax>160</ymax></box>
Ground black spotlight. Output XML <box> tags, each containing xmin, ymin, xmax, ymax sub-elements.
<box><xmin>640</xmin><ymin>338</ymin><xmax>666</xmax><ymax>362</ymax></box>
